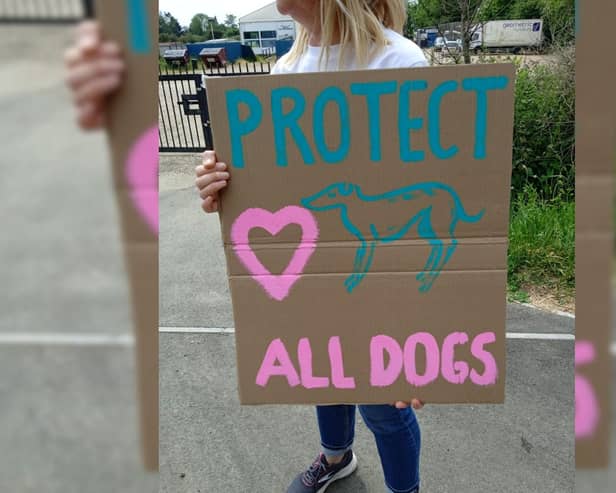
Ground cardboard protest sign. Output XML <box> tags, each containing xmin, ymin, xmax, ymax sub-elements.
<box><xmin>94</xmin><ymin>0</ymin><xmax>158</xmax><ymax>470</ymax></box>
<box><xmin>575</xmin><ymin>0</ymin><xmax>614</xmax><ymax>468</ymax></box>
<box><xmin>207</xmin><ymin>64</ymin><xmax>515</xmax><ymax>404</ymax></box>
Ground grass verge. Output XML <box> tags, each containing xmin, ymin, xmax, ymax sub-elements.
<box><xmin>507</xmin><ymin>187</ymin><xmax>574</xmax><ymax>310</ymax></box>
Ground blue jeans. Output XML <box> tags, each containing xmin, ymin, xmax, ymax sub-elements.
<box><xmin>317</xmin><ymin>405</ymin><xmax>421</xmax><ymax>493</ymax></box>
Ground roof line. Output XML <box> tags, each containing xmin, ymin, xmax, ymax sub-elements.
<box><xmin>238</xmin><ymin>1</ymin><xmax>292</xmax><ymax>22</ymax></box>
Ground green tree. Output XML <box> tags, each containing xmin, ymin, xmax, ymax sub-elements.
<box><xmin>412</xmin><ymin>0</ymin><xmax>490</xmax><ymax>63</ymax></box>
<box><xmin>159</xmin><ymin>11</ymin><xmax>182</xmax><ymax>41</ymax></box>
<box><xmin>186</xmin><ymin>14</ymin><xmax>227</xmax><ymax>41</ymax></box>
<box><xmin>189</xmin><ymin>13</ymin><xmax>209</xmax><ymax>36</ymax></box>
<box><xmin>411</xmin><ymin>0</ymin><xmax>462</xmax><ymax>26</ymax></box>
<box><xmin>224</xmin><ymin>26</ymin><xmax>240</xmax><ymax>39</ymax></box>
<box><xmin>408</xmin><ymin>0</ymin><xmax>574</xmax><ymax>57</ymax></box>
<box><xmin>479</xmin><ymin>0</ymin><xmax>515</xmax><ymax>19</ymax></box>
<box><xmin>223</xmin><ymin>15</ymin><xmax>240</xmax><ymax>38</ymax></box>
<box><xmin>510</xmin><ymin>0</ymin><xmax>543</xmax><ymax>18</ymax></box>
<box><xmin>541</xmin><ymin>0</ymin><xmax>575</xmax><ymax>46</ymax></box>
<box><xmin>406</xmin><ymin>1</ymin><xmax>435</xmax><ymax>38</ymax></box>
<box><xmin>224</xmin><ymin>14</ymin><xmax>237</xmax><ymax>28</ymax></box>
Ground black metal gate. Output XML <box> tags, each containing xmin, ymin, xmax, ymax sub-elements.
<box><xmin>158</xmin><ymin>63</ymin><xmax>272</xmax><ymax>153</ymax></box>
<box><xmin>0</xmin><ymin>0</ymin><xmax>90</xmax><ymax>23</ymax></box>
<box><xmin>159</xmin><ymin>72</ymin><xmax>213</xmax><ymax>153</ymax></box>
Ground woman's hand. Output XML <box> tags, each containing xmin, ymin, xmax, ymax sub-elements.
<box><xmin>64</xmin><ymin>21</ymin><xmax>125</xmax><ymax>130</ymax></box>
<box><xmin>195</xmin><ymin>150</ymin><xmax>230</xmax><ymax>213</ymax></box>
<box><xmin>394</xmin><ymin>399</ymin><xmax>424</xmax><ymax>410</ymax></box>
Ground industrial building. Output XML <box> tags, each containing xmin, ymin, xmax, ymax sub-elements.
<box><xmin>238</xmin><ymin>2</ymin><xmax>297</xmax><ymax>56</ymax></box>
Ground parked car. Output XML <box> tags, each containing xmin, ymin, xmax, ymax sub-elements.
<box><xmin>435</xmin><ymin>37</ymin><xmax>462</xmax><ymax>53</ymax></box>
<box><xmin>444</xmin><ymin>40</ymin><xmax>462</xmax><ymax>53</ymax></box>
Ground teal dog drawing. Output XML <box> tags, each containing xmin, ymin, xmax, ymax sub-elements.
<box><xmin>300</xmin><ymin>182</ymin><xmax>485</xmax><ymax>293</ymax></box>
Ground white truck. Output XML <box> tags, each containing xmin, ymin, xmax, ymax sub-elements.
<box><xmin>470</xmin><ymin>19</ymin><xmax>543</xmax><ymax>53</ymax></box>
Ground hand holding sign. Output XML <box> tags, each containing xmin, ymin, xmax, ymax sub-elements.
<box><xmin>64</xmin><ymin>21</ymin><xmax>125</xmax><ymax>130</ymax></box>
<box><xmin>394</xmin><ymin>399</ymin><xmax>425</xmax><ymax>410</ymax></box>
<box><xmin>196</xmin><ymin>150</ymin><xmax>229</xmax><ymax>213</ymax></box>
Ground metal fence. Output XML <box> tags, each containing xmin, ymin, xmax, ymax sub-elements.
<box><xmin>158</xmin><ymin>62</ymin><xmax>272</xmax><ymax>153</ymax></box>
<box><xmin>0</xmin><ymin>0</ymin><xmax>89</xmax><ymax>23</ymax></box>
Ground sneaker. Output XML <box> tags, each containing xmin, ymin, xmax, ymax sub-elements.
<box><xmin>286</xmin><ymin>450</ymin><xmax>358</xmax><ymax>493</ymax></box>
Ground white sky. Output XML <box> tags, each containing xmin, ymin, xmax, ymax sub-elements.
<box><xmin>158</xmin><ymin>0</ymin><xmax>275</xmax><ymax>27</ymax></box>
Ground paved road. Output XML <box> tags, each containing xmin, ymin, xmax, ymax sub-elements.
<box><xmin>159</xmin><ymin>154</ymin><xmax>590</xmax><ymax>492</ymax></box>
<box><xmin>0</xmin><ymin>26</ymin><xmax>156</xmax><ymax>493</ymax></box>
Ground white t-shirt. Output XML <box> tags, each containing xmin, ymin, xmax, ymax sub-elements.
<box><xmin>271</xmin><ymin>28</ymin><xmax>428</xmax><ymax>74</ymax></box>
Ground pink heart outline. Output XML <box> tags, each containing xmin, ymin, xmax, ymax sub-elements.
<box><xmin>231</xmin><ymin>206</ymin><xmax>319</xmax><ymax>301</ymax></box>
<box><xmin>125</xmin><ymin>124</ymin><xmax>159</xmax><ymax>235</ymax></box>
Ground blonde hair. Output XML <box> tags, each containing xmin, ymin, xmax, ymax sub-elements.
<box><xmin>284</xmin><ymin>0</ymin><xmax>407</xmax><ymax>69</ymax></box>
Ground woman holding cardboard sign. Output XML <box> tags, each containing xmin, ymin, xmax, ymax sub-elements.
<box><xmin>198</xmin><ymin>1</ymin><xmax>427</xmax><ymax>493</ymax></box>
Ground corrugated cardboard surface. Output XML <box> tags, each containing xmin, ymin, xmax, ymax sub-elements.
<box><xmin>95</xmin><ymin>0</ymin><xmax>158</xmax><ymax>470</ymax></box>
<box><xmin>575</xmin><ymin>0</ymin><xmax>614</xmax><ymax>469</ymax></box>
<box><xmin>207</xmin><ymin>64</ymin><xmax>515</xmax><ymax>404</ymax></box>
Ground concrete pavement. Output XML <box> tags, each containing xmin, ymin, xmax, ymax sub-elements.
<box><xmin>0</xmin><ymin>25</ymin><xmax>156</xmax><ymax>492</ymax></box>
<box><xmin>160</xmin><ymin>330</ymin><xmax>576</xmax><ymax>493</ymax></box>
